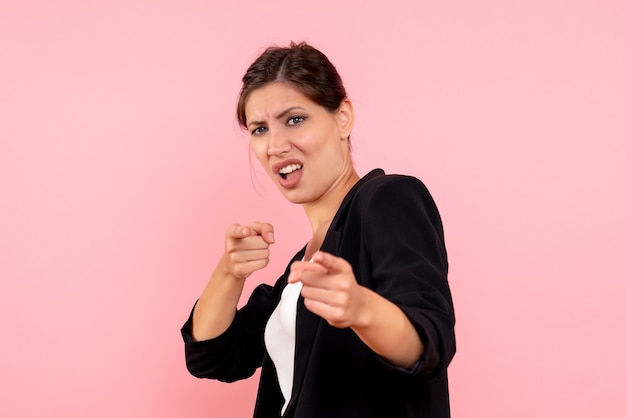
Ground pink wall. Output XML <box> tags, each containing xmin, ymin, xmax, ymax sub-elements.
<box><xmin>1</xmin><ymin>1</ymin><xmax>625</xmax><ymax>417</ymax></box>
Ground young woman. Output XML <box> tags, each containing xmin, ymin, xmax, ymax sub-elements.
<box><xmin>181</xmin><ymin>42</ymin><xmax>456</xmax><ymax>418</ymax></box>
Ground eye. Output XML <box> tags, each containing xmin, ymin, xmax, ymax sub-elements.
<box><xmin>286</xmin><ymin>116</ymin><xmax>306</xmax><ymax>126</ymax></box>
<box><xmin>250</xmin><ymin>126</ymin><xmax>268</xmax><ymax>136</ymax></box>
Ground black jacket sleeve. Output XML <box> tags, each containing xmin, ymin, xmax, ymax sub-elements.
<box><xmin>358</xmin><ymin>175</ymin><xmax>455</xmax><ymax>380</ymax></box>
<box><xmin>180</xmin><ymin>250</ymin><xmax>304</xmax><ymax>382</ymax></box>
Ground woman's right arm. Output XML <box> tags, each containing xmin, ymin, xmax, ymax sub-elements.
<box><xmin>191</xmin><ymin>222</ymin><xmax>275</xmax><ymax>341</ymax></box>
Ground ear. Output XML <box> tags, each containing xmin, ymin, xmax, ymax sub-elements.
<box><xmin>336</xmin><ymin>99</ymin><xmax>355</xmax><ymax>140</ymax></box>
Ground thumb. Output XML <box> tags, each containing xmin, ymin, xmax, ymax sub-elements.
<box><xmin>248</xmin><ymin>222</ymin><xmax>275</xmax><ymax>244</ymax></box>
<box><xmin>229</xmin><ymin>224</ymin><xmax>252</xmax><ymax>240</ymax></box>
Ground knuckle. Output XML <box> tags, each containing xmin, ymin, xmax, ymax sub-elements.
<box><xmin>336</xmin><ymin>280</ymin><xmax>350</xmax><ymax>293</ymax></box>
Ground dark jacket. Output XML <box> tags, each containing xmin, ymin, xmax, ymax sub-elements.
<box><xmin>182</xmin><ymin>169</ymin><xmax>456</xmax><ymax>417</ymax></box>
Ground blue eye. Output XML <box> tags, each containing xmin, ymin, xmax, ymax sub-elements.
<box><xmin>251</xmin><ymin>126</ymin><xmax>268</xmax><ymax>136</ymax></box>
<box><xmin>286</xmin><ymin>116</ymin><xmax>306</xmax><ymax>126</ymax></box>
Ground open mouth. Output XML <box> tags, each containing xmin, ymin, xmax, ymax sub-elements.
<box><xmin>278</xmin><ymin>163</ymin><xmax>302</xmax><ymax>180</ymax></box>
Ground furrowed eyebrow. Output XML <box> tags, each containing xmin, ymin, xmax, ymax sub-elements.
<box><xmin>247</xmin><ymin>120</ymin><xmax>262</xmax><ymax>130</ymax></box>
<box><xmin>276</xmin><ymin>106</ymin><xmax>305</xmax><ymax>120</ymax></box>
<box><xmin>247</xmin><ymin>106</ymin><xmax>306</xmax><ymax>130</ymax></box>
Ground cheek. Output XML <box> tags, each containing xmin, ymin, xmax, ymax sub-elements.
<box><xmin>250</xmin><ymin>141</ymin><xmax>266</xmax><ymax>162</ymax></box>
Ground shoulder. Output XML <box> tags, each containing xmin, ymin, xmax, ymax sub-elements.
<box><xmin>353</xmin><ymin>170</ymin><xmax>434</xmax><ymax>206</ymax></box>
<box><xmin>331</xmin><ymin>169</ymin><xmax>444</xmax><ymax>235</ymax></box>
<box><xmin>348</xmin><ymin>170</ymin><xmax>444</xmax><ymax>232</ymax></box>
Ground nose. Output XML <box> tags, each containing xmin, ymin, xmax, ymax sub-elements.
<box><xmin>267</xmin><ymin>128</ymin><xmax>291</xmax><ymax>156</ymax></box>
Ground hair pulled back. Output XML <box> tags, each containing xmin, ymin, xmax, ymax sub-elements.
<box><xmin>236</xmin><ymin>42</ymin><xmax>347</xmax><ymax>128</ymax></box>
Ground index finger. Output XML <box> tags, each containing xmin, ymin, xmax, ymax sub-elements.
<box><xmin>288</xmin><ymin>259</ymin><xmax>327</xmax><ymax>283</ymax></box>
<box><xmin>309</xmin><ymin>251</ymin><xmax>350</xmax><ymax>274</ymax></box>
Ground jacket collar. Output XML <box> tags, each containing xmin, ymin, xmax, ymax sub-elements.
<box><xmin>327</xmin><ymin>168</ymin><xmax>385</xmax><ymax>234</ymax></box>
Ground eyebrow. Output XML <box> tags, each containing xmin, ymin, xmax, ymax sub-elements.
<box><xmin>247</xmin><ymin>106</ymin><xmax>306</xmax><ymax>129</ymax></box>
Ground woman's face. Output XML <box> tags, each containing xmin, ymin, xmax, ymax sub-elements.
<box><xmin>244</xmin><ymin>82</ymin><xmax>354</xmax><ymax>205</ymax></box>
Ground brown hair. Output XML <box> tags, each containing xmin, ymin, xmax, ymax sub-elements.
<box><xmin>236</xmin><ymin>42</ymin><xmax>347</xmax><ymax>128</ymax></box>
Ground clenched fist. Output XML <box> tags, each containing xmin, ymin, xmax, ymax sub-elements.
<box><xmin>223</xmin><ymin>222</ymin><xmax>275</xmax><ymax>280</ymax></box>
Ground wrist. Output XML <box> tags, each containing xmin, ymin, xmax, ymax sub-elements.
<box><xmin>351</xmin><ymin>286</ymin><xmax>376</xmax><ymax>330</ymax></box>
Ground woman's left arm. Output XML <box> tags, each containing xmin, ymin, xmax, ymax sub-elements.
<box><xmin>289</xmin><ymin>176</ymin><xmax>454</xmax><ymax>372</ymax></box>
<box><xmin>288</xmin><ymin>252</ymin><xmax>424</xmax><ymax>368</ymax></box>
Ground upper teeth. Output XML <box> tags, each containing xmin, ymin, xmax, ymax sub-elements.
<box><xmin>278</xmin><ymin>164</ymin><xmax>302</xmax><ymax>174</ymax></box>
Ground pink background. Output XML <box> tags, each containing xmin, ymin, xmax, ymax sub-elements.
<box><xmin>1</xmin><ymin>1</ymin><xmax>625</xmax><ymax>417</ymax></box>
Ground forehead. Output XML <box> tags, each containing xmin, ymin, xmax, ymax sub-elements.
<box><xmin>245</xmin><ymin>82</ymin><xmax>316</xmax><ymax>118</ymax></box>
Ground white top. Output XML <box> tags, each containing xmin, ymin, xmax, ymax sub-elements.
<box><xmin>264</xmin><ymin>280</ymin><xmax>303</xmax><ymax>415</ymax></box>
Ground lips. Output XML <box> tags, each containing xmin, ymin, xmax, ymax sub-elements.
<box><xmin>272</xmin><ymin>159</ymin><xmax>303</xmax><ymax>188</ymax></box>
<box><xmin>278</xmin><ymin>163</ymin><xmax>302</xmax><ymax>178</ymax></box>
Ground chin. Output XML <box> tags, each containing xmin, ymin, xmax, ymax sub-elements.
<box><xmin>279</xmin><ymin>190</ymin><xmax>310</xmax><ymax>205</ymax></box>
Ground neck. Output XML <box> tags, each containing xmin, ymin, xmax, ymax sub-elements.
<box><xmin>302</xmin><ymin>165</ymin><xmax>360</xmax><ymax>234</ymax></box>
